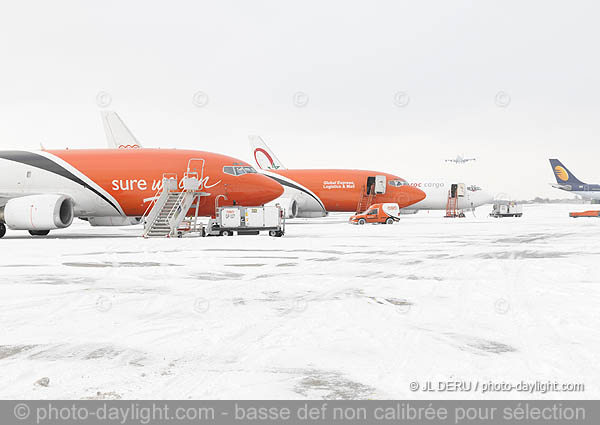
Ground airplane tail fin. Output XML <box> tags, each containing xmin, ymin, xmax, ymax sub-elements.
<box><xmin>549</xmin><ymin>159</ymin><xmax>585</xmax><ymax>185</ymax></box>
<box><xmin>249</xmin><ymin>136</ymin><xmax>286</xmax><ymax>170</ymax></box>
<box><xmin>101</xmin><ymin>111</ymin><xmax>142</xmax><ymax>149</ymax></box>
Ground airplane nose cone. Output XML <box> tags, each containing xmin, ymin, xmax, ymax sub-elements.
<box><xmin>409</xmin><ymin>186</ymin><xmax>426</xmax><ymax>205</ymax></box>
<box><xmin>482</xmin><ymin>191</ymin><xmax>495</xmax><ymax>204</ymax></box>
<box><xmin>397</xmin><ymin>186</ymin><xmax>426</xmax><ymax>208</ymax></box>
<box><xmin>254</xmin><ymin>174</ymin><xmax>284</xmax><ymax>204</ymax></box>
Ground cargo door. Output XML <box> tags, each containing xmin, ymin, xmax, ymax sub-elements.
<box><xmin>375</xmin><ymin>175</ymin><xmax>386</xmax><ymax>194</ymax></box>
<box><xmin>366</xmin><ymin>176</ymin><xmax>376</xmax><ymax>194</ymax></box>
<box><xmin>450</xmin><ymin>184</ymin><xmax>458</xmax><ymax>198</ymax></box>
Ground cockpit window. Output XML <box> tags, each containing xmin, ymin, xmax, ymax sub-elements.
<box><xmin>467</xmin><ymin>185</ymin><xmax>482</xmax><ymax>192</ymax></box>
<box><xmin>223</xmin><ymin>165</ymin><xmax>258</xmax><ymax>176</ymax></box>
<box><xmin>388</xmin><ymin>180</ymin><xmax>408</xmax><ymax>187</ymax></box>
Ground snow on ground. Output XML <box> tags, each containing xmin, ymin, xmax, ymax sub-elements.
<box><xmin>0</xmin><ymin>204</ymin><xmax>599</xmax><ymax>399</ymax></box>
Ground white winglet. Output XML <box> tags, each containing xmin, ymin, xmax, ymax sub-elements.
<box><xmin>101</xmin><ymin>111</ymin><xmax>142</xmax><ymax>149</ymax></box>
<box><xmin>248</xmin><ymin>136</ymin><xmax>286</xmax><ymax>170</ymax></box>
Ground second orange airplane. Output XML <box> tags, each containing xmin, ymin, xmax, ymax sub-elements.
<box><xmin>249</xmin><ymin>136</ymin><xmax>425</xmax><ymax>217</ymax></box>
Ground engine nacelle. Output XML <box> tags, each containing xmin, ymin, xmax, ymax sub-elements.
<box><xmin>267</xmin><ymin>197</ymin><xmax>298</xmax><ymax>218</ymax></box>
<box><xmin>3</xmin><ymin>194</ymin><xmax>74</xmax><ymax>230</ymax></box>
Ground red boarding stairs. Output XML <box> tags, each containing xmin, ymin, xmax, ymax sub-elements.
<box><xmin>356</xmin><ymin>184</ymin><xmax>376</xmax><ymax>214</ymax></box>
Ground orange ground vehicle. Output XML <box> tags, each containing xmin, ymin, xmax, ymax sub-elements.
<box><xmin>349</xmin><ymin>203</ymin><xmax>400</xmax><ymax>225</ymax></box>
<box><xmin>569</xmin><ymin>210</ymin><xmax>600</xmax><ymax>218</ymax></box>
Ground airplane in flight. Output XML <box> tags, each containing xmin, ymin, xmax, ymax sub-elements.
<box><xmin>445</xmin><ymin>155</ymin><xmax>476</xmax><ymax>164</ymax></box>
<box><xmin>400</xmin><ymin>181</ymin><xmax>494</xmax><ymax>214</ymax></box>
<box><xmin>0</xmin><ymin>148</ymin><xmax>283</xmax><ymax>238</ymax></box>
<box><xmin>549</xmin><ymin>159</ymin><xmax>600</xmax><ymax>200</ymax></box>
<box><xmin>249</xmin><ymin>136</ymin><xmax>426</xmax><ymax>218</ymax></box>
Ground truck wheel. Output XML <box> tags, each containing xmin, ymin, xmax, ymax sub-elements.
<box><xmin>29</xmin><ymin>230</ymin><xmax>50</xmax><ymax>236</ymax></box>
<box><xmin>276</xmin><ymin>231</ymin><xmax>284</xmax><ymax>237</ymax></box>
<box><xmin>269</xmin><ymin>230</ymin><xmax>277</xmax><ymax>237</ymax></box>
<box><xmin>220</xmin><ymin>230</ymin><xmax>231</xmax><ymax>236</ymax></box>
<box><xmin>0</xmin><ymin>223</ymin><xmax>5</xmax><ymax>238</ymax></box>
<box><xmin>358</xmin><ymin>218</ymin><xmax>366</xmax><ymax>225</ymax></box>
<box><xmin>385</xmin><ymin>218</ymin><xmax>394</xmax><ymax>225</ymax></box>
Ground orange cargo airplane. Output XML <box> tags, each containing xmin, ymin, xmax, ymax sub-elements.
<box><xmin>249</xmin><ymin>136</ymin><xmax>425</xmax><ymax>217</ymax></box>
<box><xmin>0</xmin><ymin>149</ymin><xmax>283</xmax><ymax>238</ymax></box>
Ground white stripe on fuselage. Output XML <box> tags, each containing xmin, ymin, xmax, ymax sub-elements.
<box><xmin>0</xmin><ymin>151</ymin><xmax>125</xmax><ymax>217</ymax></box>
<box><xmin>36</xmin><ymin>151</ymin><xmax>126</xmax><ymax>216</ymax></box>
<box><xmin>259</xmin><ymin>169</ymin><xmax>327</xmax><ymax>213</ymax></box>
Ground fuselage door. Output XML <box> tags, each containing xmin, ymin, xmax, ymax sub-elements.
<box><xmin>366</xmin><ymin>176</ymin><xmax>375</xmax><ymax>194</ymax></box>
<box><xmin>375</xmin><ymin>175</ymin><xmax>386</xmax><ymax>194</ymax></box>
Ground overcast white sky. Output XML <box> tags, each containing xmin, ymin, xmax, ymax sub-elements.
<box><xmin>1</xmin><ymin>0</ymin><xmax>599</xmax><ymax>198</ymax></box>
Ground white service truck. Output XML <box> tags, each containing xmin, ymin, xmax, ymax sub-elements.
<box><xmin>205</xmin><ymin>206</ymin><xmax>285</xmax><ymax>237</ymax></box>
<box><xmin>490</xmin><ymin>201</ymin><xmax>523</xmax><ymax>218</ymax></box>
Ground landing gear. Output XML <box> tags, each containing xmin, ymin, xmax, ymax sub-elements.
<box><xmin>0</xmin><ymin>223</ymin><xmax>5</xmax><ymax>238</ymax></box>
<box><xmin>29</xmin><ymin>230</ymin><xmax>50</xmax><ymax>236</ymax></box>
<box><xmin>385</xmin><ymin>217</ymin><xmax>394</xmax><ymax>225</ymax></box>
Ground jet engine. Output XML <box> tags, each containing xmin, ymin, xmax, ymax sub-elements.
<box><xmin>268</xmin><ymin>197</ymin><xmax>298</xmax><ymax>218</ymax></box>
<box><xmin>2</xmin><ymin>194</ymin><xmax>74</xmax><ymax>230</ymax></box>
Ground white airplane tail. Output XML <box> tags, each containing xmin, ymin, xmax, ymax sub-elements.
<box><xmin>101</xmin><ymin>111</ymin><xmax>142</xmax><ymax>149</ymax></box>
<box><xmin>249</xmin><ymin>136</ymin><xmax>286</xmax><ymax>170</ymax></box>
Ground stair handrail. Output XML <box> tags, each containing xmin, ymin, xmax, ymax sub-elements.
<box><xmin>164</xmin><ymin>171</ymin><xmax>202</xmax><ymax>236</ymax></box>
<box><xmin>141</xmin><ymin>173</ymin><xmax>178</xmax><ymax>219</ymax></box>
<box><xmin>165</xmin><ymin>191</ymin><xmax>187</xmax><ymax>228</ymax></box>
<box><xmin>142</xmin><ymin>175</ymin><xmax>178</xmax><ymax>237</ymax></box>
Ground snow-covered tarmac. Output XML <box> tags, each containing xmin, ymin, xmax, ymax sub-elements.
<box><xmin>1</xmin><ymin>204</ymin><xmax>599</xmax><ymax>399</ymax></box>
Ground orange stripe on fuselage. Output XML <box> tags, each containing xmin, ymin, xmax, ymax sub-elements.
<box><xmin>270</xmin><ymin>169</ymin><xmax>425</xmax><ymax>210</ymax></box>
<box><xmin>47</xmin><ymin>149</ymin><xmax>283</xmax><ymax>217</ymax></box>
